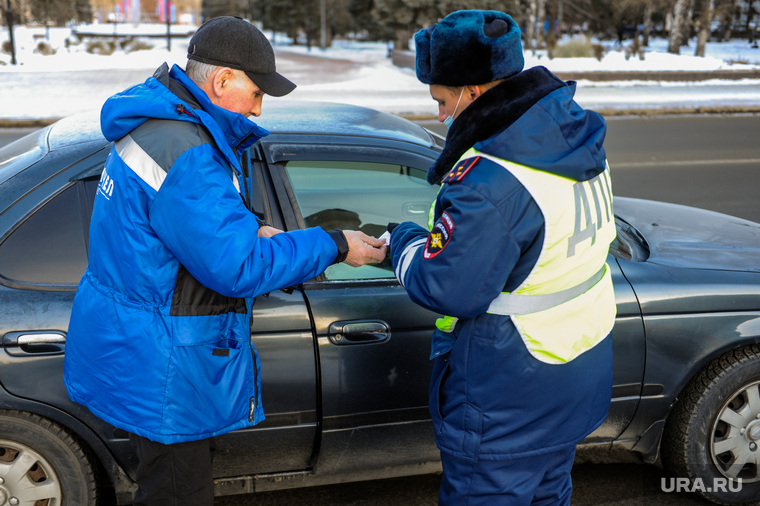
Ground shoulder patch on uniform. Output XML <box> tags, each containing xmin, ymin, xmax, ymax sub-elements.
<box><xmin>424</xmin><ymin>211</ymin><xmax>455</xmax><ymax>259</ymax></box>
<box><xmin>443</xmin><ymin>156</ymin><xmax>480</xmax><ymax>184</ymax></box>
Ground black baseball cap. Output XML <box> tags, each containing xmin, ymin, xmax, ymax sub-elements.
<box><xmin>187</xmin><ymin>16</ymin><xmax>296</xmax><ymax>97</ymax></box>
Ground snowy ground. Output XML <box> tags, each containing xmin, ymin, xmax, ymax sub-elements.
<box><xmin>2</xmin><ymin>23</ymin><xmax>760</xmax><ymax>121</ymax></box>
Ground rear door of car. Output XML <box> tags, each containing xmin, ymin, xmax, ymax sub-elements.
<box><xmin>258</xmin><ymin>136</ymin><xmax>444</xmax><ymax>476</ymax></box>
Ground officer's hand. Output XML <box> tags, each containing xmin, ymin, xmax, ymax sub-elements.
<box><xmin>258</xmin><ymin>225</ymin><xmax>283</xmax><ymax>238</ymax></box>
<box><xmin>342</xmin><ymin>230</ymin><xmax>388</xmax><ymax>267</ymax></box>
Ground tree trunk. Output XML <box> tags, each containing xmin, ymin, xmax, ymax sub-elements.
<box><xmin>642</xmin><ymin>0</ymin><xmax>654</xmax><ymax>46</ymax></box>
<box><xmin>525</xmin><ymin>0</ymin><xmax>537</xmax><ymax>50</ymax></box>
<box><xmin>395</xmin><ymin>28</ymin><xmax>411</xmax><ymax>51</ymax></box>
<box><xmin>668</xmin><ymin>0</ymin><xmax>689</xmax><ymax>54</ymax></box>
<box><xmin>694</xmin><ymin>0</ymin><xmax>714</xmax><ymax>56</ymax></box>
<box><xmin>717</xmin><ymin>0</ymin><xmax>738</xmax><ymax>41</ymax></box>
<box><xmin>536</xmin><ymin>0</ymin><xmax>547</xmax><ymax>49</ymax></box>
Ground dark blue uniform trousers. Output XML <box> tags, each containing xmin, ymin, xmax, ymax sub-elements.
<box><xmin>439</xmin><ymin>445</ymin><xmax>576</xmax><ymax>505</ymax></box>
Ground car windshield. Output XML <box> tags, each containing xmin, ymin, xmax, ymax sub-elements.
<box><xmin>611</xmin><ymin>215</ymin><xmax>650</xmax><ymax>262</ymax></box>
<box><xmin>0</xmin><ymin>129</ymin><xmax>47</xmax><ymax>183</ymax></box>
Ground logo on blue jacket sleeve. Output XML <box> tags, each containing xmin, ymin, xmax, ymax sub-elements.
<box><xmin>424</xmin><ymin>211</ymin><xmax>454</xmax><ymax>259</ymax></box>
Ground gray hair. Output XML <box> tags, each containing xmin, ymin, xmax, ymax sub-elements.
<box><xmin>185</xmin><ymin>59</ymin><xmax>220</xmax><ymax>85</ymax></box>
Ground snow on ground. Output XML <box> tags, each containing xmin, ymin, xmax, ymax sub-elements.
<box><xmin>2</xmin><ymin>23</ymin><xmax>760</xmax><ymax>120</ymax></box>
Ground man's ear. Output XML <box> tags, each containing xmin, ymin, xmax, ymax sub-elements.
<box><xmin>210</xmin><ymin>67</ymin><xmax>234</xmax><ymax>98</ymax></box>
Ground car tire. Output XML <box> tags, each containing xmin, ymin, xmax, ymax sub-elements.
<box><xmin>662</xmin><ymin>344</ymin><xmax>760</xmax><ymax>505</ymax></box>
<box><xmin>0</xmin><ymin>410</ymin><xmax>98</xmax><ymax>505</ymax></box>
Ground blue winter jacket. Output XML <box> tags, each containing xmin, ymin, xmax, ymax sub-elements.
<box><xmin>390</xmin><ymin>67</ymin><xmax>614</xmax><ymax>460</ymax></box>
<box><xmin>64</xmin><ymin>64</ymin><xmax>340</xmax><ymax>444</ymax></box>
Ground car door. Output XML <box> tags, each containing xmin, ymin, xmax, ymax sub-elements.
<box><xmin>259</xmin><ymin>138</ymin><xmax>444</xmax><ymax>476</ymax></box>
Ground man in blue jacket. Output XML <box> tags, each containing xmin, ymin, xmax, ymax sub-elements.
<box><xmin>63</xmin><ymin>16</ymin><xmax>386</xmax><ymax>505</ymax></box>
<box><xmin>389</xmin><ymin>10</ymin><xmax>616</xmax><ymax>505</ymax></box>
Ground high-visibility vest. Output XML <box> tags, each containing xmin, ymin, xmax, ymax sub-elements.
<box><xmin>462</xmin><ymin>148</ymin><xmax>616</xmax><ymax>364</ymax></box>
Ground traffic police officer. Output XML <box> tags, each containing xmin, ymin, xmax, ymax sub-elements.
<box><xmin>388</xmin><ymin>10</ymin><xmax>616</xmax><ymax>505</ymax></box>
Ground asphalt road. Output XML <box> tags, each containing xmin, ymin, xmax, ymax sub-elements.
<box><xmin>1</xmin><ymin>113</ymin><xmax>758</xmax><ymax>505</ymax></box>
<box><xmin>422</xmin><ymin>114</ymin><xmax>760</xmax><ymax>223</ymax></box>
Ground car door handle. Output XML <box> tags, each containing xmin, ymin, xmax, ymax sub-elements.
<box><xmin>403</xmin><ymin>202</ymin><xmax>429</xmax><ymax>216</ymax></box>
<box><xmin>3</xmin><ymin>331</ymin><xmax>66</xmax><ymax>355</ymax></box>
<box><xmin>328</xmin><ymin>320</ymin><xmax>390</xmax><ymax>345</ymax></box>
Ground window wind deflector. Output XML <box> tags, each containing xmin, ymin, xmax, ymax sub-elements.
<box><xmin>613</xmin><ymin>215</ymin><xmax>650</xmax><ymax>262</ymax></box>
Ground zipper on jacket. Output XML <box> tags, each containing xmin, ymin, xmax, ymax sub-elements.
<box><xmin>249</xmin><ymin>342</ymin><xmax>258</xmax><ymax>422</ymax></box>
<box><xmin>176</xmin><ymin>103</ymin><xmax>194</xmax><ymax>117</ymax></box>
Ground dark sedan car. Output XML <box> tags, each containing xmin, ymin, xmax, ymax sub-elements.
<box><xmin>0</xmin><ymin>102</ymin><xmax>758</xmax><ymax>506</ymax></box>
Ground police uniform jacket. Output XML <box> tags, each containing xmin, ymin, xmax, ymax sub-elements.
<box><xmin>390</xmin><ymin>66</ymin><xmax>615</xmax><ymax>460</ymax></box>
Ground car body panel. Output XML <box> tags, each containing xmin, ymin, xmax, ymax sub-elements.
<box><xmin>613</xmin><ymin>197</ymin><xmax>760</xmax><ymax>273</ymax></box>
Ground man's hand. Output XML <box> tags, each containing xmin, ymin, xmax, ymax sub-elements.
<box><xmin>342</xmin><ymin>230</ymin><xmax>387</xmax><ymax>267</ymax></box>
<box><xmin>258</xmin><ymin>225</ymin><xmax>283</xmax><ymax>238</ymax></box>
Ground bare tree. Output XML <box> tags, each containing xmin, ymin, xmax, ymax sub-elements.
<box><xmin>556</xmin><ymin>0</ymin><xmax>565</xmax><ymax>38</ymax></box>
<box><xmin>713</xmin><ymin>0</ymin><xmax>737</xmax><ymax>40</ymax></box>
<box><xmin>525</xmin><ymin>0</ymin><xmax>537</xmax><ymax>49</ymax></box>
<box><xmin>535</xmin><ymin>0</ymin><xmax>547</xmax><ymax>47</ymax></box>
<box><xmin>642</xmin><ymin>0</ymin><xmax>655</xmax><ymax>45</ymax></box>
<box><xmin>667</xmin><ymin>0</ymin><xmax>690</xmax><ymax>53</ymax></box>
<box><xmin>694</xmin><ymin>0</ymin><xmax>714</xmax><ymax>55</ymax></box>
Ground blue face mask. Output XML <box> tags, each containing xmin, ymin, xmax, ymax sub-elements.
<box><xmin>443</xmin><ymin>87</ymin><xmax>465</xmax><ymax>129</ymax></box>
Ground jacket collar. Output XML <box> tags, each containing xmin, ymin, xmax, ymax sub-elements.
<box><xmin>160</xmin><ymin>64</ymin><xmax>269</xmax><ymax>152</ymax></box>
<box><xmin>428</xmin><ymin>66</ymin><xmax>564</xmax><ymax>184</ymax></box>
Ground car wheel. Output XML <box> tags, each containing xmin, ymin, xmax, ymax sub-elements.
<box><xmin>662</xmin><ymin>344</ymin><xmax>760</xmax><ymax>505</ymax></box>
<box><xmin>0</xmin><ymin>410</ymin><xmax>98</xmax><ymax>505</ymax></box>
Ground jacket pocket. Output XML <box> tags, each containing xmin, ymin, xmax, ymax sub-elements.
<box><xmin>163</xmin><ymin>334</ymin><xmax>251</xmax><ymax>436</ymax></box>
<box><xmin>461</xmin><ymin>403</ymin><xmax>484</xmax><ymax>457</ymax></box>
<box><xmin>428</xmin><ymin>355</ymin><xmax>450</xmax><ymax>436</ymax></box>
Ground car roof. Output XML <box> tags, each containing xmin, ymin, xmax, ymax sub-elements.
<box><xmin>46</xmin><ymin>101</ymin><xmax>438</xmax><ymax>150</ymax></box>
<box><xmin>254</xmin><ymin>101</ymin><xmax>437</xmax><ymax>147</ymax></box>
<box><xmin>47</xmin><ymin>112</ymin><xmax>106</xmax><ymax>152</ymax></box>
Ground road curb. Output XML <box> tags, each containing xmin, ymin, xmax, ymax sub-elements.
<box><xmin>0</xmin><ymin>118</ymin><xmax>60</xmax><ymax>128</ymax></box>
<box><xmin>555</xmin><ymin>69</ymin><xmax>760</xmax><ymax>81</ymax></box>
<box><xmin>397</xmin><ymin>104</ymin><xmax>760</xmax><ymax>121</ymax></box>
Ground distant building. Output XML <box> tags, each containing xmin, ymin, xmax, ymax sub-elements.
<box><xmin>89</xmin><ymin>0</ymin><xmax>201</xmax><ymax>25</ymax></box>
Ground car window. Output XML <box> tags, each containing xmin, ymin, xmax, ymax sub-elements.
<box><xmin>0</xmin><ymin>180</ymin><xmax>95</xmax><ymax>287</ymax></box>
<box><xmin>284</xmin><ymin>160</ymin><xmax>439</xmax><ymax>281</ymax></box>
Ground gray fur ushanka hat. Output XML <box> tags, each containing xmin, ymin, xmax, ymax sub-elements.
<box><xmin>415</xmin><ymin>10</ymin><xmax>524</xmax><ymax>86</ymax></box>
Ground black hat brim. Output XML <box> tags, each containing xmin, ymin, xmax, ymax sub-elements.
<box><xmin>245</xmin><ymin>70</ymin><xmax>296</xmax><ymax>97</ymax></box>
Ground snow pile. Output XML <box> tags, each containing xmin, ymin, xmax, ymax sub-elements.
<box><xmin>1</xmin><ymin>24</ymin><xmax>760</xmax><ymax>120</ymax></box>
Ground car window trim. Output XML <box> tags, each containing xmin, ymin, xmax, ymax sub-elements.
<box><xmin>265</xmin><ymin>144</ymin><xmax>439</xmax><ymax>287</ymax></box>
